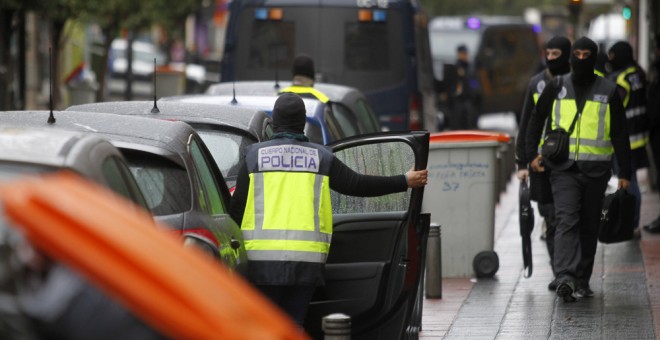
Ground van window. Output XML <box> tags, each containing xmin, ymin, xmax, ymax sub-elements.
<box><xmin>247</xmin><ymin>20</ymin><xmax>295</xmax><ymax>69</ymax></box>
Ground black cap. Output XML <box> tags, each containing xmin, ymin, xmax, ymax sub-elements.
<box><xmin>457</xmin><ymin>44</ymin><xmax>467</xmax><ymax>53</ymax></box>
<box><xmin>272</xmin><ymin>93</ymin><xmax>306</xmax><ymax>133</ymax></box>
<box><xmin>292</xmin><ymin>54</ymin><xmax>315</xmax><ymax>80</ymax></box>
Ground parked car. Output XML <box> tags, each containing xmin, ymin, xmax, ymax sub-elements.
<box><xmin>202</xmin><ymin>80</ymin><xmax>382</xmax><ymax>143</ymax></box>
<box><xmin>0</xmin><ymin>125</ymin><xmax>150</xmax><ymax>214</ymax></box>
<box><xmin>109</xmin><ymin>38</ymin><xmax>207</xmax><ymax>97</ymax></box>
<box><xmin>0</xmin><ymin>110</ymin><xmax>247</xmax><ymax>275</ymax></box>
<box><xmin>67</xmin><ymin>100</ymin><xmax>273</xmax><ymax>192</ymax></box>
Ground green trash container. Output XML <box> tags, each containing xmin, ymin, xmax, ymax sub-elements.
<box><xmin>422</xmin><ymin>131</ymin><xmax>510</xmax><ymax>278</ymax></box>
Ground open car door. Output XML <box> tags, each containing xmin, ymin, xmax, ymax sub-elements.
<box><xmin>304</xmin><ymin>131</ymin><xmax>430</xmax><ymax>339</ymax></box>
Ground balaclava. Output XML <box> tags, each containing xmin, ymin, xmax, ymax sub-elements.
<box><xmin>608</xmin><ymin>41</ymin><xmax>634</xmax><ymax>72</ymax></box>
<box><xmin>570</xmin><ymin>36</ymin><xmax>598</xmax><ymax>85</ymax></box>
<box><xmin>272</xmin><ymin>93</ymin><xmax>306</xmax><ymax>134</ymax></box>
<box><xmin>546</xmin><ymin>36</ymin><xmax>571</xmax><ymax>76</ymax></box>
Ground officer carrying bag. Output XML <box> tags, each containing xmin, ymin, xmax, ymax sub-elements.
<box><xmin>541</xmin><ymin>111</ymin><xmax>580</xmax><ymax>163</ymax></box>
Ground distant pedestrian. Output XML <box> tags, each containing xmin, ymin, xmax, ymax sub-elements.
<box><xmin>516</xmin><ymin>36</ymin><xmax>571</xmax><ymax>290</ymax></box>
<box><xmin>280</xmin><ymin>54</ymin><xmax>330</xmax><ymax>103</ymax></box>
<box><xmin>448</xmin><ymin>45</ymin><xmax>477</xmax><ymax>130</ymax></box>
<box><xmin>229</xmin><ymin>93</ymin><xmax>428</xmax><ymax>326</ymax></box>
<box><xmin>607</xmin><ymin>41</ymin><xmax>650</xmax><ymax>233</ymax></box>
<box><xmin>526</xmin><ymin>37</ymin><xmax>631</xmax><ymax>302</ymax></box>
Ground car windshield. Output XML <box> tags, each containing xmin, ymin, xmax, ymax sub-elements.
<box><xmin>429</xmin><ymin>29</ymin><xmax>481</xmax><ymax>64</ymax></box>
<box><xmin>122</xmin><ymin>151</ymin><xmax>192</xmax><ymax>216</ymax></box>
<box><xmin>193</xmin><ymin>128</ymin><xmax>254</xmax><ymax>189</ymax></box>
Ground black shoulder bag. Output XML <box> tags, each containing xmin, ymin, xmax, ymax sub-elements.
<box><xmin>540</xmin><ymin>111</ymin><xmax>580</xmax><ymax>163</ymax></box>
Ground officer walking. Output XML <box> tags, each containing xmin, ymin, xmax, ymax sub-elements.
<box><xmin>516</xmin><ymin>36</ymin><xmax>571</xmax><ymax>291</ymax></box>
<box><xmin>229</xmin><ymin>93</ymin><xmax>428</xmax><ymax>326</ymax></box>
<box><xmin>526</xmin><ymin>37</ymin><xmax>631</xmax><ymax>302</ymax></box>
<box><xmin>606</xmin><ymin>41</ymin><xmax>650</xmax><ymax>232</ymax></box>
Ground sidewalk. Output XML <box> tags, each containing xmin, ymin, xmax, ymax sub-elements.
<box><xmin>420</xmin><ymin>169</ymin><xmax>660</xmax><ymax>339</ymax></box>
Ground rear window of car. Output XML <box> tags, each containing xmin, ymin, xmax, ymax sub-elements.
<box><xmin>234</xmin><ymin>6</ymin><xmax>405</xmax><ymax>91</ymax></box>
<box><xmin>193</xmin><ymin>128</ymin><xmax>255</xmax><ymax>184</ymax></box>
<box><xmin>122</xmin><ymin>151</ymin><xmax>192</xmax><ymax>216</ymax></box>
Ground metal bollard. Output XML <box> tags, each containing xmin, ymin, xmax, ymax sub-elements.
<box><xmin>322</xmin><ymin>313</ymin><xmax>351</xmax><ymax>340</ymax></box>
<box><xmin>425</xmin><ymin>223</ymin><xmax>442</xmax><ymax>298</ymax></box>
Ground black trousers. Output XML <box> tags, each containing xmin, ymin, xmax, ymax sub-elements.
<box><xmin>550</xmin><ymin>168</ymin><xmax>609</xmax><ymax>286</ymax></box>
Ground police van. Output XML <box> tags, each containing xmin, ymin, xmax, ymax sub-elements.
<box><xmin>219</xmin><ymin>0</ymin><xmax>436</xmax><ymax>132</ymax></box>
<box><xmin>429</xmin><ymin>16</ymin><xmax>542</xmax><ymax>124</ymax></box>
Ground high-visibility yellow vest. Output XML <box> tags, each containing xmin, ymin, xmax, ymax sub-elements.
<box><xmin>280</xmin><ymin>85</ymin><xmax>330</xmax><ymax>103</ymax></box>
<box><xmin>241</xmin><ymin>139</ymin><xmax>333</xmax><ymax>265</ymax></box>
<box><xmin>609</xmin><ymin>66</ymin><xmax>649</xmax><ymax>150</ymax></box>
<box><xmin>549</xmin><ymin>75</ymin><xmax>617</xmax><ymax>162</ymax></box>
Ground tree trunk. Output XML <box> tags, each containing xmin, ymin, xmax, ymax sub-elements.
<box><xmin>0</xmin><ymin>10</ymin><xmax>14</xmax><ymax>110</ymax></box>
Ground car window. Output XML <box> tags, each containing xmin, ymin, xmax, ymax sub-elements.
<box><xmin>331</xmin><ymin>141</ymin><xmax>412</xmax><ymax>213</ymax></box>
<box><xmin>354</xmin><ymin>98</ymin><xmax>381</xmax><ymax>133</ymax></box>
<box><xmin>103</xmin><ymin>156</ymin><xmax>150</xmax><ymax>211</ymax></box>
<box><xmin>101</xmin><ymin>156</ymin><xmax>139</xmax><ymax>202</ymax></box>
<box><xmin>189</xmin><ymin>138</ymin><xmax>226</xmax><ymax>215</ymax></box>
<box><xmin>327</xmin><ymin>103</ymin><xmax>359</xmax><ymax>137</ymax></box>
<box><xmin>123</xmin><ymin>151</ymin><xmax>192</xmax><ymax>216</ymax></box>
<box><xmin>305</xmin><ymin>121</ymin><xmax>324</xmax><ymax>145</ymax></box>
<box><xmin>194</xmin><ymin>129</ymin><xmax>254</xmax><ymax>185</ymax></box>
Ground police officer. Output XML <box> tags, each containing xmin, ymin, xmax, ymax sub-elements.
<box><xmin>279</xmin><ymin>54</ymin><xmax>330</xmax><ymax>103</ymax></box>
<box><xmin>516</xmin><ymin>36</ymin><xmax>571</xmax><ymax>291</ymax></box>
<box><xmin>526</xmin><ymin>37</ymin><xmax>631</xmax><ymax>302</ymax></box>
<box><xmin>607</xmin><ymin>41</ymin><xmax>650</xmax><ymax>232</ymax></box>
<box><xmin>229</xmin><ymin>93</ymin><xmax>428</xmax><ymax>326</ymax></box>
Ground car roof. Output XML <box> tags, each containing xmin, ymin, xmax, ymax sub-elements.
<box><xmin>205</xmin><ymin>80</ymin><xmax>360</xmax><ymax>104</ymax></box>
<box><xmin>160</xmin><ymin>94</ymin><xmax>320</xmax><ymax>119</ymax></box>
<box><xmin>0</xmin><ymin>110</ymin><xmax>194</xmax><ymax>166</ymax></box>
<box><xmin>67</xmin><ymin>101</ymin><xmax>270</xmax><ymax>141</ymax></box>
<box><xmin>0</xmin><ymin>125</ymin><xmax>105</xmax><ymax>168</ymax></box>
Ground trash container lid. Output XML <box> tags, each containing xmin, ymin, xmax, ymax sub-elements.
<box><xmin>430</xmin><ymin>130</ymin><xmax>510</xmax><ymax>144</ymax></box>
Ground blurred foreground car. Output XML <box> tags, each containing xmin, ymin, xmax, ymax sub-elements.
<box><xmin>0</xmin><ymin>110</ymin><xmax>247</xmax><ymax>274</ymax></box>
<box><xmin>202</xmin><ymin>80</ymin><xmax>382</xmax><ymax>142</ymax></box>
<box><xmin>67</xmin><ymin>101</ymin><xmax>273</xmax><ymax>191</ymax></box>
<box><xmin>0</xmin><ymin>172</ymin><xmax>304</xmax><ymax>339</ymax></box>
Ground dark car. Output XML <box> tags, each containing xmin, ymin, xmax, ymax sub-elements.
<box><xmin>0</xmin><ymin>110</ymin><xmax>247</xmax><ymax>274</ymax></box>
<box><xmin>0</xmin><ymin>125</ymin><xmax>149</xmax><ymax>213</ymax></box>
<box><xmin>202</xmin><ymin>80</ymin><xmax>382</xmax><ymax>141</ymax></box>
<box><xmin>67</xmin><ymin>100</ymin><xmax>273</xmax><ymax>191</ymax></box>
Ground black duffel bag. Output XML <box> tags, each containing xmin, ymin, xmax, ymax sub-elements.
<box><xmin>598</xmin><ymin>188</ymin><xmax>636</xmax><ymax>244</ymax></box>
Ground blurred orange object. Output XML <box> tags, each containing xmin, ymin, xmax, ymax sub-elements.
<box><xmin>0</xmin><ymin>171</ymin><xmax>307</xmax><ymax>340</ymax></box>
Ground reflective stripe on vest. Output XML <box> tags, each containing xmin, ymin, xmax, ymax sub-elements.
<box><xmin>614</xmin><ymin>66</ymin><xmax>649</xmax><ymax>150</ymax></box>
<box><xmin>280</xmin><ymin>86</ymin><xmax>330</xmax><ymax>103</ymax></box>
<box><xmin>550</xmin><ymin>75</ymin><xmax>615</xmax><ymax>162</ymax></box>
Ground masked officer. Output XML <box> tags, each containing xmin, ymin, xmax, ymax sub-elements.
<box><xmin>607</xmin><ymin>41</ymin><xmax>650</xmax><ymax>232</ymax></box>
<box><xmin>516</xmin><ymin>36</ymin><xmax>571</xmax><ymax>291</ymax></box>
<box><xmin>526</xmin><ymin>37</ymin><xmax>631</xmax><ymax>302</ymax></box>
<box><xmin>279</xmin><ymin>54</ymin><xmax>330</xmax><ymax>103</ymax></box>
<box><xmin>229</xmin><ymin>93</ymin><xmax>428</xmax><ymax>326</ymax></box>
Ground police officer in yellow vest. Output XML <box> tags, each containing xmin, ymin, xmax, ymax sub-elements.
<box><xmin>526</xmin><ymin>37</ymin><xmax>631</xmax><ymax>302</ymax></box>
<box><xmin>607</xmin><ymin>41</ymin><xmax>650</xmax><ymax>231</ymax></box>
<box><xmin>229</xmin><ymin>93</ymin><xmax>428</xmax><ymax>326</ymax></box>
<box><xmin>516</xmin><ymin>36</ymin><xmax>571</xmax><ymax>291</ymax></box>
<box><xmin>279</xmin><ymin>54</ymin><xmax>330</xmax><ymax>103</ymax></box>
